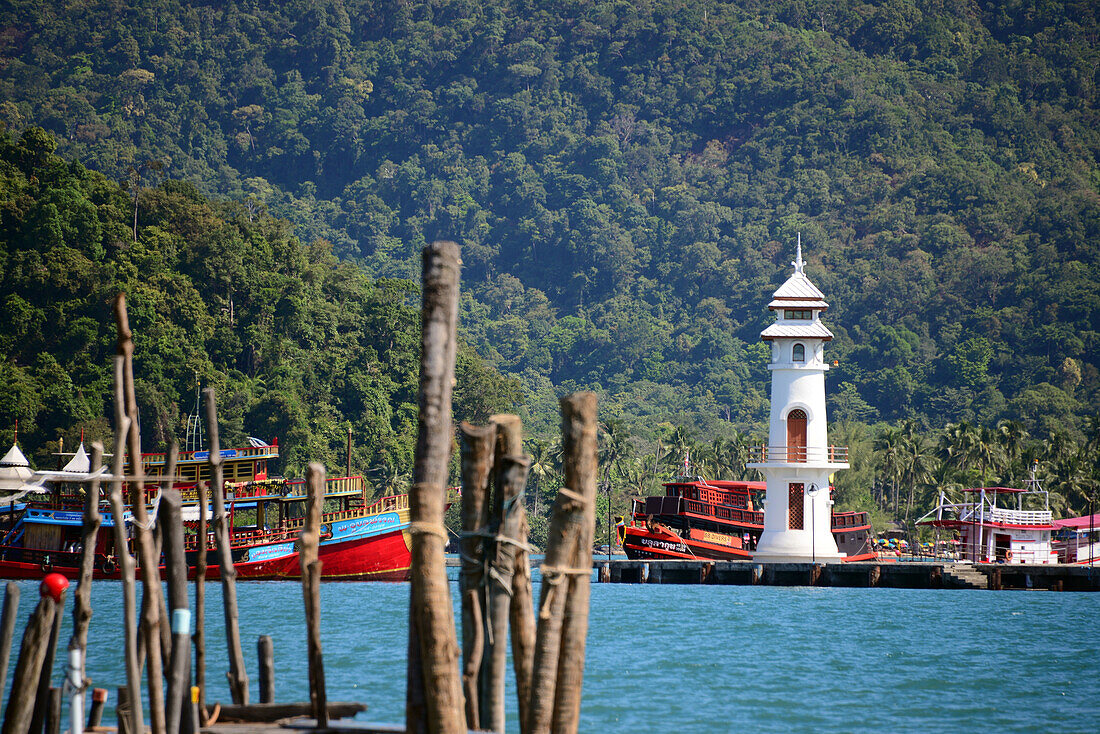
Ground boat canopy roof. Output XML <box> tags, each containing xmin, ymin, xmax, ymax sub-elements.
<box><xmin>1053</xmin><ymin>513</ymin><xmax>1100</xmax><ymax>530</ymax></box>
<box><xmin>961</xmin><ymin>486</ymin><xmax>1027</xmax><ymax>494</ymax></box>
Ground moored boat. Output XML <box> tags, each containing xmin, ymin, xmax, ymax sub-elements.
<box><xmin>617</xmin><ymin>475</ymin><xmax>877</xmax><ymax>562</ymax></box>
<box><xmin>916</xmin><ymin>469</ymin><xmax>1058</xmax><ymax>564</ymax></box>
<box><xmin>0</xmin><ymin>438</ymin><xmax>414</xmax><ymax>581</ymax></box>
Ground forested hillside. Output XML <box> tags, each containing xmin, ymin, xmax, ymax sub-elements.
<box><xmin>0</xmin><ymin>127</ymin><xmax>519</xmax><ymax>478</ymax></box>
<box><xmin>1</xmin><ymin>0</ymin><xmax>1098</xmax><ymax>528</ymax></box>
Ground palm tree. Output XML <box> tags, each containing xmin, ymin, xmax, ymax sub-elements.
<box><xmin>995</xmin><ymin>419</ymin><xmax>1029</xmax><ymax>480</ymax></box>
<box><xmin>526</xmin><ymin>437</ymin><xmax>559</xmax><ymax>516</ymax></box>
<box><xmin>874</xmin><ymin>425</ymin><xmax>904</xmax><ymax>512</ymax></box>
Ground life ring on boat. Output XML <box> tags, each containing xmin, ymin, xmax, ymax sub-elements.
<box><xmin>101</xmin><ymin>557</ymin><xmax>118</xmax><ymax>575</ymax></box>
<box><xmin>1005</xmin><ymin>549</ymin><xmax>1012</xmax><ymax>562</ymax></box>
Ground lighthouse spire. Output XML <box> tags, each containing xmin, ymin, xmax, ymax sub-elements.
<box><xmin>793</xmin><ymin>233</ymin><xmax>804</xmax><ymax>274</ymax></box>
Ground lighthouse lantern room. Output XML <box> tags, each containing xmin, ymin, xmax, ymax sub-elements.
<box><xmin>747</xmin><ymin>236</ymin><xmax>849</xmax><ymax>562</ymax></box>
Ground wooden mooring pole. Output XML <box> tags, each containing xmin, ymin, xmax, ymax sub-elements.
<box><xmin>482</xmin><ymin>414</ymin><xmax>530</xmax><ymax>734</ymax></box>
<box><xmin>524</xmin><ymin>392</ymin><xmax>597</xmax><ymax>734</ymax></box>
<box><xmin>458</xmin><ymin>422</ymin><xmax>494</xmax><ymax>731</ymax></box>
<box><xmin>161</xmin><ymin>445</ymin><xmax>192</xmax><ymax>734</ymax></box>
<box><xmin>204</xmin><ymin>388</ymin><xmax>249</xmax><ymax>705</ymax></box>
<box><xmin>258</xmin><ymin>636</ymin><xmax>275</xmax><ymax>705</ymax></box>
<box><xmin>550</xmin><ymin>394</ymin><xmax>598</xmax><ymax>733</ymax></box>
<box><xmin>0</xmin><ymin>582</ymin><xmax>20</xmax><ymax>704</ymax></box>
<box><xmin>115</xmin><ymin>293</ymin><xmax>167</xmax><ymax>734</ymax></box>
<box><xmin>194</xmin><ymin>478</ymin><xmax>208</xmax><ymax>721</ymax></box>
<box><xmin>406</xmin><ymin>240</ymin><xmax>465</xmax><ymax>734</ymax></box>
<box><xmin>105</xmin><ymin>356</ymin><xmax>143</xmax><ymax>734</ymax></box>
<box><xmin>2</xmin><ymin>576</ymin><xmax>67</xmax><ymax>734</ymax></box>
<box><xmin>68</xmin><ymin>442</ymin><xmax>105</xmax><ymax>734</ymax></box>
<box><xmin>301</xmin><ymin>464</ymin><xmax>328</xmax><ymax>727</ymax></box>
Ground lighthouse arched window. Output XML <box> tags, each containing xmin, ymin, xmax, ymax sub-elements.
<box><xmin>792</xmin><ymin>343</ymin><xmax>805</xmax><ymax>362</ymax></box>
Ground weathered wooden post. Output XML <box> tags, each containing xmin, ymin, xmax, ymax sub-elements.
<box><xmin>105</xmin><ymin>357</ymin><xmax>143</xmax><ymax>734</ymax></box>
<box><xmin>458</xmin><ymin>422</ymin><xmax>494</xmax><ymax>731</ymax></box>
<box><xmin>203</xmin><ymin>388</ymin><xmax>250</xmax><ymax>705</ymax></box>
<box><xmin>31</xmin><ymin>576</ymin><xmax>67</xmax><ymax>734</ymax></box>
<box><xmin>258</xmin><ymin>636</ymin><xmax>275</xmax><ymax>704</ymax></box>
<box><xmin>490</xmin><ymin>415</ymin><xmax>537</xmax><ymax>730</ymax></box>
<box><xmin>525</xmin><ymin>392</ymin><xmax>597</xmax><ymax>734</ymax></box>
<box><xmin>2</xmin><ymin>575</ymin><xmax>67</xmax><ymax>734</ymax></box>
<box><xmin>194</xmin><ymin>479</ymin><xmax>208</xmax><ymax>721</ymax></box>
<box><xmin>86</xmin><ymin>689</ymin><xmax>108</xmax><ymax>730</ymax></box>
<box><xmin>550</xmin><ymin>394</ymin><xmax>598</xmax><ymax>733</ymax></box>
<box><xmin>44</xmin><ymin>689</ymin><xmax>62</xmax><ymax>734</ymax></box>
<box><xmin>114</xmin><ymin>293</ymin><xmax>167</xmax><ymax>734</ymax></box>
<box><xmin>406</xmin><ymin>240</ymin><xmax>465</xmax><ymax>734</ymax></box>
<box><xmin>301</xmin><ymin>464</ymin><xmax>327</xmax><ymax>727</ymax></box>
<box><xmin>161</xmin><ymin>445</ymin><xmax>192</xmax><ymax>734</ymax></box>
<box><xmin>481</xmin><ymin>414</ymin><xmax>530</xmax><ymax>733</ymax></box>
<box><xmin>0</xmin><ymin>583</ymin><xmax>20</xmax><ymax>704</ymax></box>
<box><xmin>68</xmin><ymin>442</ymin><xmax>105</xmax><ymax>734</ymax></box>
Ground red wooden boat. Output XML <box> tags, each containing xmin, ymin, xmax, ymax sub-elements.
<box><xmin>617</xmin><ymin>476</ymin><xmax>877</xmax><ymax>562</ymax></box>
<box><xmin>0</xmin><ymin>440</ymin><xmax>414</xmax><ymax>581</ymax></box>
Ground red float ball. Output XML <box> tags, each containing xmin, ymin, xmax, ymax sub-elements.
<box><xmin>40</xmin><ymin>573</ymin><xmax>70</xmax><ymax>603</ymax></box>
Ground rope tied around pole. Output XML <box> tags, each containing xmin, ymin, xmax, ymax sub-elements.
<box><xmin>407</xmin><ymin>522</ymin><xmax>449</xmax><ymax>540</ymax></box>
<box><xmin>536</xmin><ymin>565</ymin><xmax>592</xmax><ymax>620</ymax></box>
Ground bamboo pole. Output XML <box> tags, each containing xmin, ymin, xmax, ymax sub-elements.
<box><xmin>524</xmin><ymin>393</ymin><xmax>597</xmax><ymax>734</ymax></box>
<box><xmin>203</xmin><ymin>388</ymin><xmax>249</xmax><ymax>705</ymax></box>
<box><xmin>458</xmin><ymin>422</ymin><xmax>494</xmax><ymax>731</ymax></box>
<box><xmin>0</xmin><ymin>583</ymin><xmax>20</xmax><ymax>705</ymax></box>
<box><xmin>300</xmin><ymin>464</ymin><xmax>327</xmax><ymax>727</ymax></box>
<box><xmin>161</xmin><ymin>445</ymin><xmax>191</xmax><ymax>734</ymax></box>
<box><xmin>2</xmin><ymin>582</ymin><xmax>62</xmax><ymax>734</ymax></box>
<box><xmin>550</xmin><ymin>394</ymin><xmax>598</xmax><ymax>733</ymax></box>
<box><xmin>105</xmin><ymin>355</ymin><xmax>143</xmax><ymax>734</ymax></box>
<box><xmin>406</xmin><ymin>240</ymin><xmax>465</xmax><ymax>734</ymax></box>
<box><xmin>114</xmin><ymin>293</ymin><xmax>167</xmax><ymax>734</ymax></box>
<box><xmin>489</xmin><ymin>415</ymin><xmax>537</xmax><ymax>730</ymax></box>
<box><xmin>194</xmin><ymin>479</ymin><xmax>208</xmax><ymax>721</ymax></box>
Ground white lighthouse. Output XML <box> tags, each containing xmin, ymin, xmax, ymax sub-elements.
<box><xmin>747</xmin><ymin>237</ymin><xmax>849</xmax><ymax>563</ymax></box>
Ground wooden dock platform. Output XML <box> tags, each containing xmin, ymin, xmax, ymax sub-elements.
<box><xmin>593</xmin><ymin>559</ymin><xmax>1100</xmax><ymax>591</ymax></box>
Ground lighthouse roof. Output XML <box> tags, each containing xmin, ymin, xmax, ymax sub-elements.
<box><xmin>768</xmin><ymin>241</ymin><xmax>828</xmax><ymax>309</ymax></box>
<box><xmin>761</xmin><ymin>321</ymin><xmax>834</xmax><ymax>341</ymax></box>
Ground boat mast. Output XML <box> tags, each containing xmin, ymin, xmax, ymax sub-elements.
<box><xmin>184</xmin><ymin>373</ymin><xmax>204</xmax><ymax>454</ymax></box>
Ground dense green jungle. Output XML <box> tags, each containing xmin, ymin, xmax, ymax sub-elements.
<box><xmin>1</xmin><ymin>0</ymin><xmax>1098</xmax><ymax>545</ymax></box>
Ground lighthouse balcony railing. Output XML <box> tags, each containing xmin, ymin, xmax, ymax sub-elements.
<box><xmin>750</xmin><ymin>445</ymin><xmax>849</xmax><ymax>464</ymax></box>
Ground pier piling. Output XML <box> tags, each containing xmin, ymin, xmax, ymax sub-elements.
<box><xmin>458</xmin><ymin>422</ymin><xmax>494</xmax><ymax>731</ymax></box>
<box><xmin>301</xmin><ymin>464</ymin><xmax>328</xmax><ymax>728</ymax></box>
<box><xmin>258</xmin><ymin>636</ymin><xmax>275</xmax><ymax>705</ymax></box>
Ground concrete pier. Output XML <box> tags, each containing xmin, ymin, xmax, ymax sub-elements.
<box><xmin>593</xmin><ymin>560</ymin><xmax>1100</xmax><ymax>591</ymax></box>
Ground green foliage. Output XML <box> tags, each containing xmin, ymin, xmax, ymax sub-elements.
<box><xmin>0</xmin><ymin>128</ymin><xmax>517</xmax><ymax>483</ymax></box>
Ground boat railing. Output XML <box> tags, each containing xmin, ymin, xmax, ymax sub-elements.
<box><xmin>750</xmin><ymin>445</ymin><xmax>849</xmax><ymax>464</ymax></box>
<box><xmin>141</xmin><ymin>443</ymin><xmax>280</xmax><ymax>468</ymax></box>
<box><xmin>285</xmin><ymin>475</ymin><xmax>366</xmax><ymax>495</ymax></box>
<box><xmin>957</xmin><ymin>506</ymin><xmax>1053</xmax><ymax>525</ymax></box>
<box><xmin>682</xmin><ymin>498</ymin><xmax>763</xmax><ymax>526</ymax></box>
<box><xmin>831</xmin><ymin>512</ymin><xmax>869</xmax><ymax>530</ymax></box>
<box><xmin>0</xmin><ymin>546</ymin><xmax>85</xmax><ymax>568</ymax></box>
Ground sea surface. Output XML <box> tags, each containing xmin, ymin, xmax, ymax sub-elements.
<box><xmin>4</xmin><ymin>567</ymin><xmax>1099</xmax><ymax>733</ymax></box>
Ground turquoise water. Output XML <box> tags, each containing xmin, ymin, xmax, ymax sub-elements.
<box><xmin>4</xmin><ymin>573</ymin><xmax>1099</xmax><ymax>732</ymax></box>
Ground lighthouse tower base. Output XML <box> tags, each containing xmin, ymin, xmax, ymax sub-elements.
<box><xmin>750</xmin><ymin>467</ymin><xmax>846</xmax><ymax>564</ymax></box>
